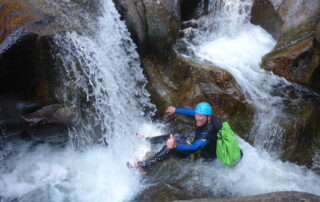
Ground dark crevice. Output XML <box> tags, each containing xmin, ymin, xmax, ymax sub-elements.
<box><xmin>180</xmin><ymin>0</ymin><xmax>204</xmax><ymax>21</ymax></box>
<box><xmin>0</xmin><ymin>33</ymin><xmax>38</xmax><ymax>99</ymax></box>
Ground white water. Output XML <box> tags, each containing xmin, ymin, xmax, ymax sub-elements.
<box><xmin>0</xmin><ymin>0</ymin><xmax>163</xmax><ymax>201</ymax></box>
<box><xmin>174</xmin><ymin>139</ymin><xmax>320</xmax><ymax>197</ymax></box>
<box><xmin>195</xmin><ymin>23</ymin><xmax>290</xmax><ymax>152</ymax></box>
<box><xmin>1</xmin><ymin>0</ymin><xmax>320</xmax><ymax>201</ymax></box>
<box><xmin>174</xmin><ymin>0</ymin><xmax>320</xmax><ymax>197</ymax></box>
<box><xmin>179</xmin><ymin>0</ymin><xmax>293</xmax><ymax>152</ymax></box>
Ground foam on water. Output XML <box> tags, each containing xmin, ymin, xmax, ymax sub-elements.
<box><xmin>0</xmin><ymin>123</ymin><xmax>165</xmax><ymax>202</ymax></box>
<box><xmin>0</xmin><ymin>141</ymin><xmax>140</xmax><ymax>202</ymax></box>
<box><xmin>194</xmin><ymin>23</ymin><xmax>291</xmax><ymax>150</ymax></box>
<box><xmin>174</xmin><ymin>0</ymin><xmax>320</xmax><ymax>197</ymax></box>
<box><xmin>1</xmin><ymin>0</ymin><xmax>320</xmax><ymax>200</ymax></box>
<box><xmin>178</xmin><ymin>139</ymin><xmax>320</xmax><ymax>196</ymax></box>
<box><xmin>0</xmin><ymin>0</ymin><xmax>162</xmax><ymax>201</ymax></box>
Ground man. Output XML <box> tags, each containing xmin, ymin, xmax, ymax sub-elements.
<box><xmin>129</xmin><ymin>102</ymin><xmax>223</xmax><ymax>173</ymax></box>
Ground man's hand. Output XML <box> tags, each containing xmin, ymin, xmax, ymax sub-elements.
<box><xmin>166</xmin><ymin>134</ymin><xmax>176</xmax><ymax>149</ymax></box>
<box><xmin>165</xmin><ymin>106</ymin><xmax>176</xmax><ymax>115</ymax></box>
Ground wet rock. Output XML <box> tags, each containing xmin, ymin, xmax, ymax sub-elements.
<box><xmin>250</xmin><ymin>0</ymin><xmax>281</xmax><ymax>40</ymax></box>
<box><xmin>0</xmin><ymin>32</ymin><xmax>59</xmax><ymax>105</ymax></box>
<box><xmin>135</xmin><ymin>182</ymin><xmax>187</xmax><ymax>201</ymax></box>
<box><xmin>251</xmin><ymin>0</ymin><xmax>320</xmax><ymax>88</ymax></box>
<box><xmin>113</xmin><ymin>0</ymin><xmax>148</xmax><ymax>54</ymax></box>
<box><xmin>180</xmin><ymin>0</ymin><xmax>206</xmax><ymax>21</ymax></box>
<box><xmin>20</xmin><ymin>104</ymin><xmax>75</xmax><ymax>144</ymax></box>
<box><xmin>0</xmin><ymin>0</ymin><xmax>103</xmax><ymax>103</ymax></box>
<box><xmin>0</xmin><ymin>96</ymin><xmax>32</xmax><ymax>142</ymax></box>
<box><xmin>23</xmin><ymin>123</ymin><xmax>69</xmax><ymax>144</ymax></box>
<box><xmin>0</xmin><ymin>0</ymin><xmax>64</xmax><ymax>105</ymax></box>
<box><xmin>21</xmin><ymin>104</ymin><xmax>75</xmax><ymax>126</ymax></box>
<box><xmin>263</xmin><ymin>35</ymin><xmax>320</xmax><ymax>88</ymax></box>
<box><xmin>0</xmin><ymin>0</ymin><xmax>100</xmax><ymax>144</ymax></box>
<box><xmin>143</xmin><ymin>51</ymin><xmax>254</xmax><ymax>137</ymax></box>
<box><xmin>279</xmin><ymin>100</ymin><xmax>320</xmax><ymax>168</ymax></box>
<box><xmin>114</xmin><ymin>0</ymin><xmax>181</xmax><ymax>57</ymax></box>
<box><xmin>0</xmin><ymin>98</ymin><xmax>72</xmax><ymax>144</ymax></box>
<box><xmin>251</xmin><ymin>0</ymin><xmax>320</xmax><ymax>168</ymax></box>
<box><xmin>174</xmin><ymin>191</ymin><xmax>320</xmax><ymax>202</ymax></box>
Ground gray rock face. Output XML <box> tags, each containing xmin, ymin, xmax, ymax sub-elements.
<box><xmin>143</xmin><ymin>51</ymin><xmax>254</xmax><ymax>137</ymax></box>
<box><xmin>250</xmin><ymin>0</ymin><xmax>281</xmax><ymax>40</ymax></box>
<box><xmin>0</xmin><ymin>96</ymin><xmax>29</xmax><ymax>141</ymax></box>
<box><xmin>21</xmin><ymin>104</ymin><xmax>75</xmax><ymax>126</ymax></box>
<box><xmin>0</xmin><ymin>0</ymin><xmax>98</xmax><ymax>106</ymax></box>
<box><xmin>114</xmin><ymin>0</ymin><xmax>148</xmax><ymax>54</ymax></box>
<box><xmin>0</xmin><ymin>0</ymin><xmax>102</xmax><ymax>144</ymax></box>
<box><xmin>251</xmin><ymin>0</ymin><xmax>320</xmax><ymax>88</ymax></box>
<box><xmin>114</xmin><ymin>0</ymin><xmax>181</xmax><ymax>57</ymax></box>
<box><xmin>174</xmin><ymin>191</ymin><xmax>320</xmax><ymax>202</ymax></box>
<box><xmin>251</xmin><ymin>0</ymin><xmax>320</xmax><ymax>169</ymax></box>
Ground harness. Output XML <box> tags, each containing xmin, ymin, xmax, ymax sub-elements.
<box><xmin>192</xmin><ymin>114</ymin><xmax>222</xmax><ymax>159</ymax></box>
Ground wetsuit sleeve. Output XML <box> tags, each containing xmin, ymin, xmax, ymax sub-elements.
<box><xmin>175</xmin><ymin>139</ymin><xmax>209</xmax><ymax>151</ymax></box>
<box><xmin>175</xmin><ymin>108</ymin><xmax>195</xmax><ymax>117</ymax></box>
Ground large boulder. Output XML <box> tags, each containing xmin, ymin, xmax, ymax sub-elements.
<box><xmin>113</xmin><ymin>0</ymin><xmax>181</xmax><ymax>58</ymax></box>
<box><xmin>0</xmin><ymin>0</ymin><xmax>86</xmax><ymax>105</ymax></box>
<box><xmin>251</xmin><ymin>0</ymin><xmax>320</xmax><ymax>88</ymax></box>
<box><xmin>173</xmin><ymin>191</ymin><xmax>320</xmax><ymax>202</ymax></box>
<box><xmin>143</xmin><ymin>51</ymin><xmax>254</xmax><ymax>137</ymax></box>
<box><xmin>21</xmin><ymin>104</ymin><xmax>76</xmax><ymax>143</ymax></box>
<box><xmin>250</xmin><ymin>0</ymin><xmax>281</xmax><ymax>40</ymax></box>
<box><xmin>0</xmin><ymin>96</ymin><xmax>29</xmax><ymax>142</ymax></box>
<box><xmin>280</xmin><ymin>101</ymin><xmax>320</xmax><ymax>169</ymax></box>
<box><xmin>251</xmin><ymin>0</ymin><xmax>320</xmax><ymax>168</ymax></box>
<box><xmin>0</xmin><ymin>0</ymin><xmax>100</xmax><ymax>143</ymax></box>
<box><xmin>180</xmin><ymin>0</ymin><xmax>209</xmax><ymax>21</ymax></box>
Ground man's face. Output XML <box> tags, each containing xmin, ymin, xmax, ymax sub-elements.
<box><xmin>195</xmin><ymin>113</ymin><xmax>208</xmax><ymax>127</ymax></box>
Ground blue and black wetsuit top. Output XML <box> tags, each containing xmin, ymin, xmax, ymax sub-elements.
<box><xmin>175</xmin><ymin>108</ymin><xmax>222</xmax><ymax>159</ymax></box>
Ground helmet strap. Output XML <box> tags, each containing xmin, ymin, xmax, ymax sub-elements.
<box><xmin>207</xmin><ymin>115</ymin><xmax>211</xmax><ymax>123</ymax></box>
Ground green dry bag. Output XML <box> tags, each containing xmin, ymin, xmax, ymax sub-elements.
<box><xmin>216</xmin><ymin>122</ymin><xmax>241</xmax><ymax>166</ymax></box>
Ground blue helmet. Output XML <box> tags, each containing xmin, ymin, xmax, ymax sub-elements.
<box><xmin>194</xmin><ymin>102</ymin><xmax>212</xmax><ymax>115</ymax></box>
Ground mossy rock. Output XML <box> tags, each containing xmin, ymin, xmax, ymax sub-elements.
<box><xmin>114</xmin><ymin>0</ymin><xmax>181</xmax><ymax>58</ymax></box>
<box><xmin>251</xmin><ymin>0</ymin><xmax>320</xmax><ymax>89</ymax></box>
<box><xmin>279</xmin><ymin>102</ymin><xmax>320</xmax><ymax>168</ymax></box>
<box><xmin>262</xmin><ymin>35</ymin><xmax>320</xmax><ymax>87</ymax></box>
<box><xmin>143</xmin><ymin>51</ymin><xmax>255</xmax><ymax>138</ymax></box>
<box><xmin>251</xmin><ymin>0</ymin><xmax>281</xmax><ymax>40</ymax></box>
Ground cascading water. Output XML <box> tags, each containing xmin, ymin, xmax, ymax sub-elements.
<box><xmin>177</xmin><ymin>0</ymin><xmax>319</xmax><ymax>153</ymax></box>
<box><xmin>0</xmin><ymin>0</ymin><xmax>163</xmax><ymax>201</ymax></box>
<box><xmin>172</xmin><ymin>0</ymin><xmax>320</xmax><ymax>197</ymax></box>
<box><xmin>1</xmin><ymin>0</ymin><xmax>320</xmax><ymax>201</ymax></box>
<box><xmin>179</xmin><ymin>0</ymin><xmax>289</xmax><ymax>152</ymax></box>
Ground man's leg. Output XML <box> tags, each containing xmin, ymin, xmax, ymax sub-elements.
<box><xmin>146</xmin><ymin>134</ymin><xmax>170</xmax><ymax>145</ymax></box>
<box><xmin>146</xmin><ymin>133</ymin><xmax>192</xmax><ymax>145</ymax></box>
<box><xmin>130</xmin><ymin>134</ymin><xmax>193</xmax><ymax>172</ymax></box>
<box><xmin>137</xmin><ymin>146</ymin><xmax>171</xmax><ymax>171</ymax></box>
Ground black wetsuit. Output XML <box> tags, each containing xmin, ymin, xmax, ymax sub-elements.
<box><xmin>139</xmin><ymin>113</ymin><xmax>222</xmax><ymax>170</ymax></box>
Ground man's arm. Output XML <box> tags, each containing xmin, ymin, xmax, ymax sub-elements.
<box><xmin>165</xmin><ymin>106</ymin><xmax>195</xmax><ymax>117</ymax></box>
<box><xmin>175</xmin><ymin>139</ymin><xmax>209</xmax><ymax>151</ymax></box>
<box><xmin>175</xmin><ymin>108</ymin><xmax>195</xmax><ymax>117</ymax></box>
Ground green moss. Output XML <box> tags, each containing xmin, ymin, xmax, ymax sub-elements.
<box><xmin>274</xmin><ymin>18</ymin><xmax>318</xmax><ymax>51</ymax></box>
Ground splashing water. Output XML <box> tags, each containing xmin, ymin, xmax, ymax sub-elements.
<box><xmin>0</xmin><ymin>0</ymin><xmax>163</xmax><ymax>201</ymax></box>
<box><xmin>1</xmin><ymin>0</ymin><xmax>320</xmax><ymax>201</ymax></box>
<box><xmin>177</xmin><ymin>0</ymin><xmax>318</xmax><ymax>154</ymax></box>
<box><xmin>173</xmin><ymin>139</ymin><xmax>320</xmax><ymax>197</ymax></box>
<box><xmin>173</xmin><ymin>0</ymin><xmax>320</xmax><ymax>197</ymax></box>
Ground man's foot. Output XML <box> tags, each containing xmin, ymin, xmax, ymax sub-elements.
<box><xmin>127</xmin><ymin>161</ymin><xmax>147</xmax><ymax>174</ymax></box>
<box><xmin>136</xmin><ymin>133</ymin><xmax>145</xmax><ymax>139</ymax></box>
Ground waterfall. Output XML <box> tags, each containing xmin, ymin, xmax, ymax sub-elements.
<box><xmin>172</xmin><ymin>0</ymin><xmax>320</xmax><ymax>197</ymax></box>
<box><xmin>0</xmin><ymin>0</ymin><xmax>163</xmax><ymax>201</ymax></box>
<box><xmin>1</xmin><ymin>0</ymin><xmax>320</xmax><ymax>200</ymax></box>
<box><xmin>177</xmin><ymin>0</ymin><xmax>318</xmax><ymax>154</ymax></box>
